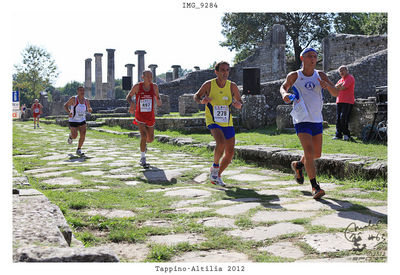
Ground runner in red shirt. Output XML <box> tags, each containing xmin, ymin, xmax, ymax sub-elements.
<box><xmin>126</xmin><ymin>70</ymin><xmax>162</xmax><ymax>168</ymax></box>
<box><xmin>31</xmin><ymin>99</ymin><xmax>43</xmax><ymax>129</ymax></box>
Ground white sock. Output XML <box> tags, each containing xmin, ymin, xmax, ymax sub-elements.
<box><xmin>141</xmin><ymin>151</ymin><xmax>146</xmax><ymax>158</ymax></box>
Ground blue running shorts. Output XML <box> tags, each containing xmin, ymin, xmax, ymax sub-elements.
<box><xmin>207</xmin><ymin>124</ymin><xmax>235</xmax><ymax>139</ymax></box>
<box><xmin>294</xmin><ymin>122</ymin><xmax>323</xmax><ymax>136</ymax></box>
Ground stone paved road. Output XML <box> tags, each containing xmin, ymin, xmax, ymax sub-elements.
<box><xmin>12</xmin><ymin>121</ymin><xmax>387</xmax><ymax>262</ymax></box>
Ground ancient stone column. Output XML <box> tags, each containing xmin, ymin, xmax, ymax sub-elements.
<box><xmin>271</xmin><ymin>24</ymin><xmax>286</xmax><ymax>80</ymax></box>
<box><xmin>106</xmin><ymin>49</ymin><xmax>116</xmax><ymax>99</ymax></box>
<box><xmin>125</xmin><ymin>64</ymin><xmax>135</xmax><ymax>77</ymax></box>
<box><xmin>148</xmin><ymin>64</ymin><xmax>158</xmax><ymax>82</ymax></box>
<box><xmin>194</xmin><ymin>66</ymin><xmax>200</xmax><ymax>71</ymax></box>
<box><xmin>171</xmin><ymin>65</ymin><xmax>181</xmax><ymax>80</ymax></box>
<box><xmin>166</xmin><ymin>72</ymin><xmax>173</xmax><ymax>82</ymax></box>
<box><xmin>94</xmin><ymin>53</ymin><xmax>103</xmax><ymax>100</ymax></box>
<box><xmin>84</xmin><ymin>58</ymin><xmax>92</xmax><ymax>99</ymax></box>
<box><xmin>135</xmin><ymin>50</ymin><xmax>147</xmax><ymax>82</ymax></box>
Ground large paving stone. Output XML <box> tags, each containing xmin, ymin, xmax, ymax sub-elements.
<box><xmin>164</xmin><ymin>188</ymin><xmax>212</xmax><ymax>198</ymax></box>
<box><xmin>101</xmin><ymin>243</ymin><xmax>149</xmax><ymax>262</ymax></box>
<box><xmin>259</xmin><ymin>241</ymin><xmax>304</xmax><ymax>259</ymax></box>
<box><xmin>148</xmin><ymin>233</ymin><xmax>207</xmax><ymax>246</ymax></box>
<box><xmin>171</xmin><ymin>249</ymin><xmax>249</xmax><ymax>262</ymax></box>
<box><xmin>85</xmin><ymin>209</ymin><xmax>135</xmax><ymax>218</ymax></box>
<box><xmin>252</xmin><ymin>210</ymin><xmax>317</xmax><ymax>223</ymax></box>
<box><xmin>228</xmin><ymin>174</ymin><xmax>275</xmax><ymax>182</ymax></box>
<box><xmin>81</xmin><ymin>170</ymin><xmax>105</xmax><ymax>176</ymax></box>
<box><xmin>215</xmin><ymin>203</ymin><xmax>261</xmax><ymax>216</ymax></box>
<box><xmin>42</xmin><ymin>177</ymin><xmax>81</xmax><ymax>186</ymax></box>
<box><xmin>228</xmin><ymin>223</ymin><xmax>305</xmax><ymax>241</ymax></box>
<box><xmin>34</xmin><ymin>170</ymin><xmax>75</xmax><ymax>178</ymax></box>
<box><xmin>194</xmin><ymin>173</ymin><xmax>208</xmax><ymax>183</ymax></box>
<box><xmin>173</xmin><ymin>207</ymin><xmax>212</xmax><ymax>214</ymax></box>
<box><xmin>41</xmin><ymin>154</ymin><xmax>67</xmax><ymax>161</ymax></box>
<box><xmin>142</xmin><ymin>220</ymin><xmax>174</xmax><ymax>228</ymax></box>
<box><xmin>311</xmin><ymin>211</ymin><xmax>383</xmax><ymax>229</ymax></box>
<box><xmin>15</xmin><ymin>246</ymin><xmax>118</xmax><ymax>262</ymax></box>
<box><xmin>24</xmin><ymin>167</ymin><xmax>63</xmax><ymax>174</ymax></box>
<box><xmin>143</xmin><ymin>168</ymin><xmax>190</xmax><ymax>183</ymax></box>
<box><xmin>172</xmin><ymin>198</ymin><xmax>206</xmax><ymax>208</ymax></box>
<box><xmin>197</xmin><ymin>217</ymin><xmax>237</xmax><ymax>228</ymax></box>
<box><xmin>283</xmin><ymin>199</ymin><xmax>354</xmax><ymax>211</ymax></box>
<box><xmin>302</xmin><ymin>231</ymin><xmax>385</xmax><ymax>253</ymax></box>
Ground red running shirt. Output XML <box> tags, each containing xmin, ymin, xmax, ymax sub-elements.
<box><xmin>133</xmin><ymin>82</ymin><xmax>155</xmax><ymax>127</ymax></box>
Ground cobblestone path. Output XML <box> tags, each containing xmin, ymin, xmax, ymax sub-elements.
<box><xmin>13</xmin><ymin>121</ymin><xmax>387</xmax><ymax>262</ymax></box>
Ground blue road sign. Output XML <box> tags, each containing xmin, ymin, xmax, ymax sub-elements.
<box><xmin>13</xmin><ymin>91</ymin><xmax>19</xmax><ymax>102</ymax></box>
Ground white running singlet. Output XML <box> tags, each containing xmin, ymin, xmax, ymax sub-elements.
<box><xmin>292</xmin><ymin>69</ymin><xmax>323</xmax><ymax>124</ymax></box>
<box><xmin>69</xmin><ymin>96</ymin><xmax>87</xmax><ymax>123</ymax></box>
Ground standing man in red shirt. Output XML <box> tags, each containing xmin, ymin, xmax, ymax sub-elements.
<box><xmin>126</xmin><ymin>70</ymin><xmax>162</xmax><ymax>168</ymax></box>
<box><xmin>333</xmin><ymin>66</ymin><xmax>355</xmax><ymax>141</ymax></box>
<box><xmin>31</xmin><ymin>99</ymin><xmax>43</xmax><ymax>129</ymax></box>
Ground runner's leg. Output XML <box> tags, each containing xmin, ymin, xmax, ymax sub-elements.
<box><xmin>77</xmin><ymin>124</ymin><xmax>87</xmax><ymax>149</ymax></box>
<box><xmin>210</xmin><ymin>128</ymin><xmax>226</xmax><ymax>165</ymax></box>
<box><xmin>218</xmin><ymin>136</ymin><xmax>235</xmax><ymax>176</ymax></box>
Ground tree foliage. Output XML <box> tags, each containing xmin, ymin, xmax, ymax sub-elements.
<box><xmin>59</xmin><ymin>81</ymin><xmax>83</xmax><ymax>97</ymax></box>
<box><xmin>221</xmin><ymin>13</ymin><xmax>334</xmax><ymax>69</ymax></box>
<box><xmin>333</xmin><ymin>13</ymin><xmax>387</xmax><ymax>35</ymax></box>
<box><xmin>220</xmin><ymin>13</ymin><xmax>387</xmax><ymax>70</ymax></box>
<box><xmin>13</xmin><ymin>45</ymin><xmax>59</xmax><ymax>105</ymax></box>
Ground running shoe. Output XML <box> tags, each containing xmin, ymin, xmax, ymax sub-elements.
<box><xmin>37</xmin><ymin>124</ymin><xmax>40</xmax><ymax>128</ymax></box>
<box><xmin>212</xmin><ymin>176</ymin><xmax>226</xmax><ymax>187</ymax></box>
<box><xmin>312</xmin><ymin>187</ymin><xmax>325</xmax><ymax>199</ymax></box>
<box><xmin>67</xmin><ymin>135</ymin><xmax>73</xmax><ymax>145</ymax></box>
<box><xmin>291</xmin><ymin>161</ymin><xmax>304</xmax><ymax>184</ymax></box>
<box><xmin>76</xmin><ymin>148</ymin><xmax>84</xmax><ymax>156</ymax></box>
<box><xmin>209</xmin><ymin>166</ymin><xmax>219</xmax><ymax>184</ymax></box>
<box><xmin>140</xmin><ymin>157</ymin><xmax>149</xmax><ymax>168</ymax></box>
<box><xmin>343</xmin><ymin>135</ymin><xmax>350</xmax><ymax>141</ymax></box>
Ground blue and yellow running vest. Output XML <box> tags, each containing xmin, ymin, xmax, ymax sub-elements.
<box><xmin>205</xmin><ymin>78</ymin><xmax>233</xmax><ymax>127</ymax></box>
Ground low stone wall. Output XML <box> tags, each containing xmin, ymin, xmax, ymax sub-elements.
<box><xmin>12</xmin><ymin>170</ymin><xmax>118</xmax><ymax>262</ymax></box>
<box><xmin>179</xmin><ymin>94</ymin><xmax>199</xmax><ymax>115</ymax></box>
<box><xmin>240</xmin><ymin>95</ymin><xmax>268</xmax><ymax>129</ymax></box>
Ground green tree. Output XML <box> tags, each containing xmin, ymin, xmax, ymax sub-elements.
<box><xmin>59</xmin><ymin>81</ymin><xmax>83</xmax><ymax>97</ymax></box>
<box><xmin>333</xmin><ymin>13</ymin><xmax>387</xmax><ymax>35</ymax></box>
<box><xmin>13</xmin><ymin>45</ymin><xmax>59</xmax><ymax>105</ymax></box>
<box><xmin>220</xmin><ymin>13</ymin><xmax>334</xmax><ymax>69</ymax></box>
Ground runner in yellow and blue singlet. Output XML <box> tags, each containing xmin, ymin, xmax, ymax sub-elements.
<box><xmin>194</xmin><ymin>61</ymin><xmax>243</xmax><ymax>187</ymax></box>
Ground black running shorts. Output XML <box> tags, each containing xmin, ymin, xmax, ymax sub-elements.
<box><xmin>69</xmin><ymin>121</ymin><xmax>86</xmax><ymax>128</ymax></box>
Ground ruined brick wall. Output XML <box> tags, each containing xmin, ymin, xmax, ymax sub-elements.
<box><xmin>322</xmin><ymin>33</ymin><xmax>387</xmax><ymax>71</ymax></box>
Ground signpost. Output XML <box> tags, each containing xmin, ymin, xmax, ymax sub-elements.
<box><xmin>12</xmin><ymin>91</ymin><xmax>20</xmax><ymax>119</ymax></box>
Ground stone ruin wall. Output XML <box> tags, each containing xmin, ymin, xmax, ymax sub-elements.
<box><xmin>323</xmin><ymin>33</ymin><xmax>387</xmax><ymax>71</ymax></box>
<box><xmin>233</xmin><ymin>24</ymin><xmax>287</xmax><ymax>84</ymax></box>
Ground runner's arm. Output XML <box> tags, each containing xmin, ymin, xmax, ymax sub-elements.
<box><xmin>230</xmin><ymin>82</ymin><xmax>243</xmax><ymax>109</ymax></box>
<box><xmin>63</xmin><ymin>97</ymin><xmax>74</xmax><ymax>114</ymax></box>
<box><xmin>154</xmin><ymin>84</ymin><xmax>162</xmax><ymax>107</ymax></box>
<box><xmin>86</xmin><ymin>99</ymin><xmax>93</xmax><ymax>113</ymax></box>
<box><xmin>318</xmin><ymin>71</ymin><xmax>339</xmax><ymax>97</ymax></box>
<box><xmin>280</xmin><ymin>71</ymin><xmax>298</xmax><ymax>103</ymax></box>
<box><xmin>193</xmin><ymin>81</ymin><xmax>211</xmax><ymax>104</ymax></box>
<box><xmin>126</xmin><ymin>84</ymin><xmax>139</xmax><ymax>105</ymax></box>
